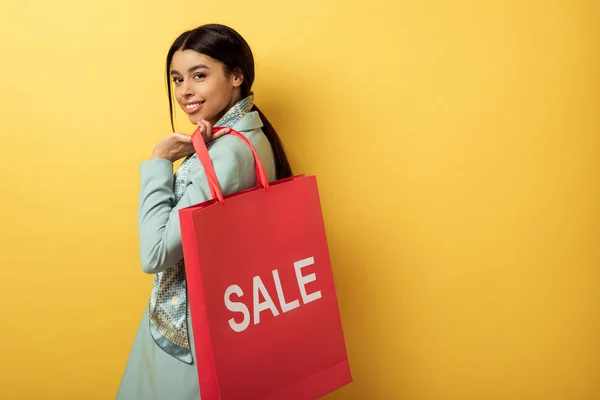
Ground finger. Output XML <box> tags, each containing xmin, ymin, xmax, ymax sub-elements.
<box><xmin>196</xmin><ymin>120</ymin><xmax>205</xmax><ymax>134</ymax></box>
<box><xmin>198</xmin><ymin>120</ymin><xmax>210</xmax><ymax>139</ymax></box>
<box><xmin>212</xmin><ymin>127</ymin><xmax>231</xmax><ymax>140</ymax></box>
<box><xmin>201</xmin><ymin>119</ymin><xmax>215</xmax><ymax>136</ymax></box>
<box><xmin>174</xmin><ymin>132</ymin><xmax>192</xmax><ymax>142</ymax></box>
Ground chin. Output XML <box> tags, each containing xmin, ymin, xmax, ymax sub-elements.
<box><xmin>188</xmin><ymin>115</ymin><xmax>201</xmax><ymax>125</ymax></box>
<box><xmin>187</xmin><ymin>112</ymin><xmax>214</xmax><ymax>126</ymax></box>
<box><xmin>188</xmin><ymin>112</ymin><xmax>208</xmax><ymax>125</ymax></box>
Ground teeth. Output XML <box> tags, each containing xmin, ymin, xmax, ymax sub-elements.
<box><xmin>186</xmin><ymin>103</ymin><xmax>200</xmax><ymax>109</ymax></box>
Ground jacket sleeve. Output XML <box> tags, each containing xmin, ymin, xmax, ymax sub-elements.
<box><xmin>137</xmin><ymin>145</ymin><xmax>240</xmax><ymax>274</ymax></box>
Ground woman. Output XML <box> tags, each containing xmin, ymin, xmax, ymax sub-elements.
<box><xmin>116</xmin><ymin>23</ymin><xmax>292</xmax><ymax>400</ymax></box>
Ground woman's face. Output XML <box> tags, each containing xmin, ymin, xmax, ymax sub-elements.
<box><xmin>170</xmin><ymin>50</ymin><xmax>243</xmax><ymax>126</ymax></box>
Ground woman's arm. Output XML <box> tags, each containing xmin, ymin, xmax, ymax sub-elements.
<box><xmin>137</xmin><ymin>144</ymin><xmax>240</xmax><ymax>274</ymax></box>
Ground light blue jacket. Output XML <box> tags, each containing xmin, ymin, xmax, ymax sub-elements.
<box><xmin>137</xmin><ymin>111</ymin><xmax>276</xmax><ymax>274</ymax></box>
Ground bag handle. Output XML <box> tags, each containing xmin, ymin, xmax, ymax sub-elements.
<box><xmin>191</xmin><ymin>126</ymin><xmax>270</xmax><ymax>203</ymax></box>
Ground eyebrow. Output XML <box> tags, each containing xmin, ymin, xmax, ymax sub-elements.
<box><xmin>170</xmin><ymin>64</ymin><xmax>209</xmax><ymax>75</ymax></box>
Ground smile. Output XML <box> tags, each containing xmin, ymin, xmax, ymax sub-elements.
<box><xmin>183</xmin><ymin>102</ymin><xmax>204</xmax><ymax>114</ymax></box>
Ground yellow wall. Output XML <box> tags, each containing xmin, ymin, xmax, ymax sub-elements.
<box><xmin>1</xmin><ymin>0</ymin><xmax>598</xmax><ymax>399</ymax></box>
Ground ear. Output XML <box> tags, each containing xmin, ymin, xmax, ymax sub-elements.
<box><xmin>231</xmin><ymin>67</ymin><xmax>244</xmax><ymax>88</ymax></box>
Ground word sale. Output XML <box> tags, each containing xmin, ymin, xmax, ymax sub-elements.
<box><xmin>224</xmin><ymin>257</ymin><xmax>322</xmax><ymax>333</ymax></box>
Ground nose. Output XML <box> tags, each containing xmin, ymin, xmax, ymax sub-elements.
<box><xmin>182</xmin><ymin>79</ymin><xmax>194</xmax><ymax>97</ymax></box>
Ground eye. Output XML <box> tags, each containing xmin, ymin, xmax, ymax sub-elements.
<box><xmin>193</xmin><ymin>73</ymin><xmax>206</xmax><ymax>80</ymax></box>
<box><xmin>172</xmin><ymin>77</ymin><xmax>183</xmax><ymax>84</ymax></box>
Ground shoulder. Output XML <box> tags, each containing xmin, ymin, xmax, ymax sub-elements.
<box><xmin>214</xmin><ymin>111</ymin><xmax>273</xmax><ymax>164</ymax></box>
<box><xmin>187</xmin><ymin>111</ymin><xmax>277</xmax><ymax>184</ymax></box>
<box><xmin>207</xmin><ymin>127</ymin><xmax>274</xmax><ymax>176</ymax></box>
<box><xmin>233</xmin><ymin>110</ymin><xmax>263</xmax><ymax>132</ymax></box>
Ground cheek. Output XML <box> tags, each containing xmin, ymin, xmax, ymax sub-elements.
<box><xmin>208</xmin><ymin>83</ymin><xmax>231</xmax><ymax>105</ymax></box>
<box><xmin>202</xmin><ymin>81</ymin><xmax>217</xmax><ymax>98</ymax></box>
<box><xmin>174</xmin><ymin>87</ymin><xmax>184</xmax><ymax>103</ymax></box>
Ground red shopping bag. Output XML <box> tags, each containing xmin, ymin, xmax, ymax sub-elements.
<box><xmin>178</xmin><ymin>127</ymin><xmax>352</xmax><ymax>400</ymax></box>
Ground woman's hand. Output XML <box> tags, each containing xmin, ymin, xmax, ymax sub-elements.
<box><xmin>196</xmin><ymin>119</ymin><xmax>230</xmax><ymax>145</ymax></box>
<box><xmin>151</xmin><ymin>132</ymin><xmax>194</xmax><ymax>162</ymax></box>
<box><xmin>151</xmin><ymin>120</ymin><xmax>230</xmax><ymax>162</ymax></box>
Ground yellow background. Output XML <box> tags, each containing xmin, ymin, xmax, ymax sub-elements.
<box><xmin>1</xmin><ymin>0</ymin><xmax>598</xmax><ymax>399</ymax></box>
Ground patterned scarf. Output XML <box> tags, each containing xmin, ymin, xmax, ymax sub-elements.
<box><xmin>149</xmin><ymin>94</ymin><xmax>255</xmax><ymax>363</ymax></box>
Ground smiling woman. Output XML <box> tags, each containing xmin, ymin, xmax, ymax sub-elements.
<box><xmin>115</xmin><ymin>24</ymin><xmax>292</xmax><ymax>400</ymax></box>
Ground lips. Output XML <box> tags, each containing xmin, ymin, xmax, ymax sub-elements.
<box><xmin>183</xmin><ymin>101</ymin><xmax>204</xmax><ymax>114</ymax></box>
